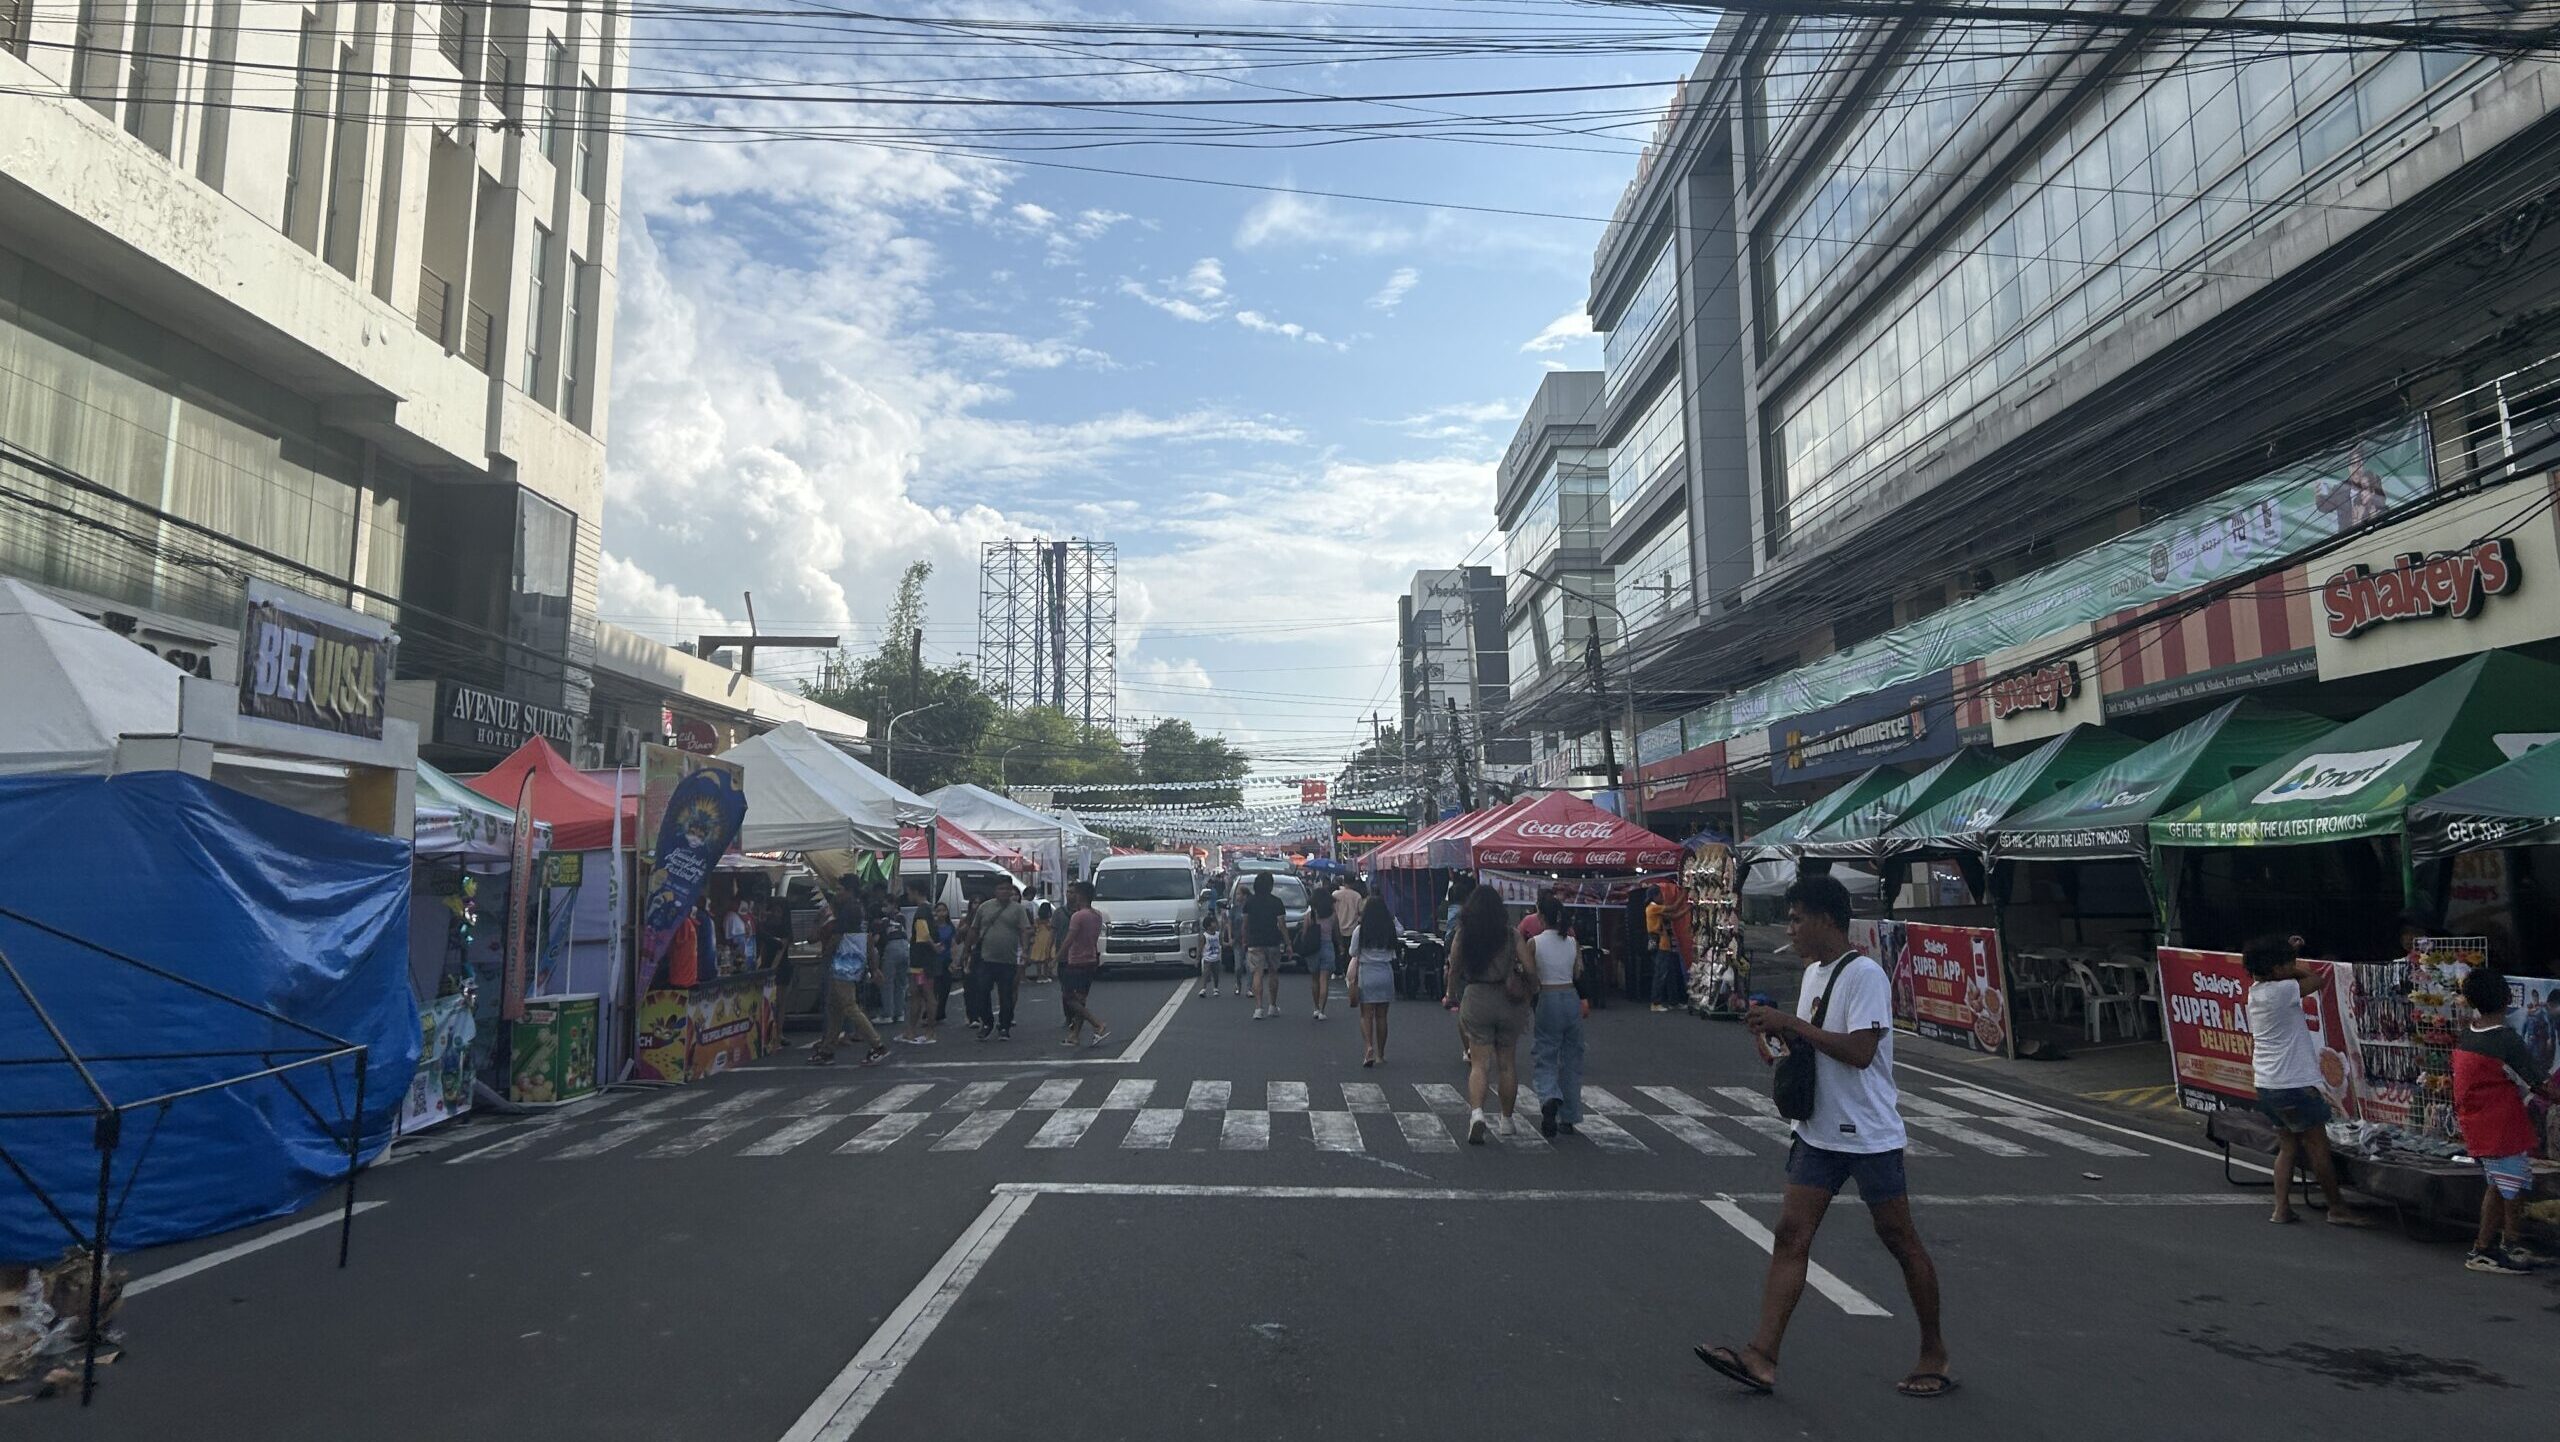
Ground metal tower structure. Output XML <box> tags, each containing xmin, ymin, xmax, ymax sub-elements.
<box><xmin>977</xmin><ymin>539</ymin><xmax>1117</xmax><ymax>731</ymax></box>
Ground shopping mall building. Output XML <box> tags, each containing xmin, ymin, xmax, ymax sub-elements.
<box><xmin>1506</xmin><ymin>9</ymin><xmax>2560</xmax><ymax>840</ymax></box>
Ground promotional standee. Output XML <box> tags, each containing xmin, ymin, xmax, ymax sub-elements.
<box><xmin>1900</xmin><ymin>922</ymin><xmax>2013</xmax><ymax>1058</ymax></box>
<box><xmin>630</xmin><ymin>745</ymin><xmax>758</xmax><ymax>1083</ymax></box>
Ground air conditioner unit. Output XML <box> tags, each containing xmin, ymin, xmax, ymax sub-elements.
<box><xmin>575</xmin><ymin>741</ymin><xmax>605</xmax><ymax>769</ymax></box>
<box><xmin>613</xmin><ymin>725</ymin><xmax>644</xmax><ymax>765</ymax></box>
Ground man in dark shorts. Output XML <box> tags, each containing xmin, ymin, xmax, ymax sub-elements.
<box><xmin>1695</xmin><ymin>873</ymin><xmax>1952</xmax><ymax>1400</ymax></box>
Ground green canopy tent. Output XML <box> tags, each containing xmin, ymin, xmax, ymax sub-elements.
<box><xmin>2405</xmin><ymin>738</ymin><xmax>2560</xmax><ymax>860</ymax></box>
<box><xmin>2151</xmin><ymin>650</ymin><xmax>2560</xmax><ymax>950</ymax></box>
<box><xmin>1797</xmin><ymin>749</ymin><xmax>2002</xmax><ymax>864</ymax></box>
<box><xmin>1879</xmin><ymin>726</ymin><xmax>2148</xmax><ymax>861</ymax></box>
<box><xmin>1734</xmin><ymin>766</ymin><xmax>1906</xmax><ymax>866</ymax></box>
<box><xmin>1992</xmin><ymin>700</ymin><xmax>2337</xmax><ymax>864</ymax></box>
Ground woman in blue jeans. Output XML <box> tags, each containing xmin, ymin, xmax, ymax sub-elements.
<box><xmin>1527</xmin><ymin>893</ymin><xmax>1587</xmax><ymax>1138</ymax></box>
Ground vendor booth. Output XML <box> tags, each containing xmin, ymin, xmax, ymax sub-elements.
<box><xmin>1795</xmin><ymin>750</ymin><xmax>2001</xmax><ymax>867</ymax></box>
<box><xmin>1735</xmin><ymin>766</ymin><xmax>1912</xmax><ymax>867</ymax></box>
<box><xmin>922</xmin><ymin>782</ymin><xmax>1108</xmax><ymax>892</ymax></box>
<box><xmin>2406</xmin><ymin>735</ymin><xmax>2560</xmax><ymax>974</ymax></box>
<box><xmin>405</xmin><ymin>762</ymin><xmax>554</xmax><ymax>1129</ymax></box>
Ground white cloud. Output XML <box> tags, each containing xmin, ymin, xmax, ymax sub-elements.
<box><xmin>1011</xmin><ymin>202</ymin><xmax>1058</xmax><ymax>228</ymax></box>
<box><xmin>1120</xmin><ymin>255</ymin><xmax>1232</xmax><ymax>323</ymax></box>
<box><xmin>1235</xmin><ymin>309</ymin><xmax>1339</xmax><ymax>349</ymax></box>
<box><xmin>1383</xmin><ymin>398</ymin><xmax>1519</xmax><ymax>440</ymax></box>
<box><xmin>1236</xmin><ymin>192</ymin><xmax>1417</xmax><ymax>254</ymax></box>
<box><xmin>1520</xmin><ymin>308</ymin><xmax>1595</xmax><ymax>353</ymax></box>
<box><xmin>1367</xmin><ymin>266</ymin><xmax>1420</xmax><ymax>311</ymax></box>
<box><xmin>941</xmin><ymin>330</ymin><xmax>1118</xmax><ymax>373</ymax></box>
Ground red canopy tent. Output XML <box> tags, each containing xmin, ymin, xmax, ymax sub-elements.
<box><xmin>463</xmin><ymin>736</ymin><xmax>638</xmax><ymax>851</ymax></box>
<box><xmin>1427</xmin><ymin>797</ymin><xmax>1536</xmax><ymax>869</ymax></box>
<box><xmin>900</xmin><ymin>816</ymin><xmax>1034</xmax><ymax>872</ymax></box>
<box><xmin>1461</xmin><ymin>791</ymin><xmax>1682</xmax><ymax>871</ymax></box>
<box><xmin>1369</xmin><ymin>808</ymin><xmax>1475</xmax><ymax>871</ymax></box>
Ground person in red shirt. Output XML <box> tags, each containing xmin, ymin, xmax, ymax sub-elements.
<box><xmin>2453</xmin><ymin>969</ymin><xmax>2559</xmax><ymax>1275</ymax></box>
<box><xmin>1059</xmin><ymin>880</ymin><xmax>1111</xmax><ymax>1047</ymax></box>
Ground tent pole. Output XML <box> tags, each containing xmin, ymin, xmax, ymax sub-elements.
<box><xmin>81</xmin><ymin>1115</ymin><xmax>113</xmax><ymax>1405</ymax></box>
<box><xmin>340</xmin><ymin>1046</ymin><xmax>366</xmax><ymax>1268</ymax></box>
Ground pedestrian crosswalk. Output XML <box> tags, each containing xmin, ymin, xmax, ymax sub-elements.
<box><xmin>457</xmin><ymin>1076</ymin><xmax>2155</xmax><ymax>1166</ymax></box>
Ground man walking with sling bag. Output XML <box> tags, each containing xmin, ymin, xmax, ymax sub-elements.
<box><xmin>1695</xmin><ymin>873</ymin><xmax>1953</xmax><ymax>1401</ymax></box>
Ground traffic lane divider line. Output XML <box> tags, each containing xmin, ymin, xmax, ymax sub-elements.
<box><xmin>128</xmin><ymin>1202</ymin><xmax>389</xmax><ymax>1296</ymax></box>
<box><xmin>779</xmin><ymin>1190</ymin><xmax>1038</xmax><ymax>1442</ymax></box>
<box><xmin>1702</xmin><ymin>1196</ymin><xmax>1891</xmax><ymax>1318</ymax></box>
<box><xmin>984</xmin><ymin>1181</ymin><xmax>2269</xmax><ymax>1205</ymax></box>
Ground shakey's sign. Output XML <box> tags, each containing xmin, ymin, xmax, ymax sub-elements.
<box><xmin>2320</xmin><ymin>537</ymin><xmax>2518</xmax><ymax>639</ymax></box>
<box><xmin>1987</xmin><ymin>660</ymin><xmax>2079</xmax><ymax>721</ymax></box>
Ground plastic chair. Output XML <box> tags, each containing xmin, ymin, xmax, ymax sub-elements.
<box><xmin>2009</xmin><ymin>952</ymin><xmax>2065</xmax><ymax>1021</ymax></box>
<box><xmin>2069</xmin><ymin>958</ymin><xmax>2144</xmax><ymax>1043</ymax></box>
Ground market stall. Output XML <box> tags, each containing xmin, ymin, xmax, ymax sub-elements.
<box><xmin>1795</xmin><ymin>749</ymin><xmax>2001</xmax><ymax>869</ymax></box>
<box><xmin>2152</xmin><ymin>650</ymin><xmax>2560</xmax><ymax>957</ymax></box>
<box><xmin>922</xmin><ymin>782</ymin><xmax>1109</xmax><ymax>891</ymax></box>
<box><xmin>404</xmin><ymin>762</ymin><xmax>555</xmax><ymax>1130</ymax></box>
<box><xmin>1734</xmin><ymin>766</ymin><xmax>1911</xmax><ymax>868</ymax></box>
<box><xmin>1444</xmin><ymin>792</ymin><xmax>1688</xmax><ymax>1002</ymax></box>
<box><xmin>2406</xmin><ymin>734</ymin><xmax>2560</xmax><ymax>974</ymax></box>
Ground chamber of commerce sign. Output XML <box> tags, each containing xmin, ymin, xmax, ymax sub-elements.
<box><xmin>2320</xmin><ymin>537</ymin><xmax>2517</xmax><ymax>639</ymax></box>
<box><xmin>1988</xmin><ymin>660</ymin><xmax>2079</xmax><ymax>721</ymax></box>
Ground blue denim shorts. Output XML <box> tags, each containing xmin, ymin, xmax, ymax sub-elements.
<box><xmin>2254</xmin><ymin>1085</ymin><xmax>2332</xmax><ymax>1134</ymax></box>
<box><xmin>1785</xmin><ymin>1137</ymin><xmax>1908</xmax><ymax>1203</ymax></box>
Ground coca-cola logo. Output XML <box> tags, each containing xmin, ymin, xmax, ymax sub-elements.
<box><xmin>1516</xmin><ymin>820</ymin><xmax>1618</xmax><ymax>840</ymax></box>
<box><xmin>2321</xmin><ymin>537</ymin><xmax>2517</xmax><ymax>639</ymax></box>
<box><xmin>1989</xmin><ymin>660</ymin><xmax>2079</xmax><ymax>721</ymax></box>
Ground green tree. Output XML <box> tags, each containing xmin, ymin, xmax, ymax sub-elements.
<box><xmin>973</xmin><ymin>706</ymin><xmax>1138</xmax><ymax>791</ymax></box>
<box><xmin>1134</xmin><ymin>717</ymin><xmax>1248</xmax><ymax>806</ymax></box>
<box><xmin>800</xmin><ymin>562</ymin><xmax>999</xmax><ymax>794</ymax></box>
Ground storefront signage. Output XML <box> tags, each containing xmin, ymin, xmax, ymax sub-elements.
<box><xmin>2319</xmin><ymin>537</ymin><xmax>2518</xmax><ymax>638</ymax></box>
<box><xmin>436</xmin><ymin>680</ymin><xmax>577</xmax><ymax>754</ymax></box>
<box><xmin>1988</xmin><ymin>660</ymin><xmax>2078</xmax><ymax>721</ymax></box>
<box><xmin>1301</xmin><ymin>779</ymin><xmax>1328</xmax><ymax>806</ymax></box>
<box><xmin>1768</xmin><ymin>670</ymin><xmax>1957</xmax><ymax>785</ymax></box>
<box><xmin>235</xmin><ymin>580</ymin><xmax>393</xmax><ymax>739</ymax></box>
<box><xmin>2248</xmin><ymin>741</ymin><xmax>2422</xmax><ymax>806</ymax></box>
<box><xmin>1896</xmin><ymin>922</ymin><xmax>2011</xmax><ymax>1057</ymax></box>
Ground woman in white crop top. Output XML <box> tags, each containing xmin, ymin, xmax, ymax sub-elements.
<box><xmin>1527</xmin><ymin>892</ymin><xmax>1587</xmax><ymax>1138</ymax></box>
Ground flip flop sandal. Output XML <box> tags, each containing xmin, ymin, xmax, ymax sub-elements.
<box><xmin>2266</xmin><ymin>1212</ymin><xmax>2299</xmax><ymax>1225</ymax></box>
<box><xmin>1693</xmin><ymin>1345</ymin><xmax>1773</xmax><ymax>1395</ymax></box>
<box><xmin>1897</xmin><ymin>1373</ymin><xmax>1959</xmax><ymax>1399</ymax></box>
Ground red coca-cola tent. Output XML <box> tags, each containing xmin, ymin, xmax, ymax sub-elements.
<box><xmin>1461</xmin><ymin>791</ymin><xmax>1682</xmax><ymax>871</ymax></box>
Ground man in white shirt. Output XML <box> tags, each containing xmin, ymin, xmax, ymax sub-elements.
<box><xmin>1695</xmin><ymin>872</ymin><xmax>1952</xmax><ymax>1401</ymax></box>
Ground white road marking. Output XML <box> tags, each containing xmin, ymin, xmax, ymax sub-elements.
<box><xmin>1309</xmin><ymin>1111</ymin><xmax>1364</xmax><ymax>1152</ymax></box>
<box><xmin>1028</xmin><ymin>1108</ymin><xmax>1101</xmax><ymax>1150</ymax></box>
<box><xmin>994</xmin><ymin>1181</ymin><xmax>2264</xmax><ymax>1206</ymax></box>
<box><xmin>1123</xmin><ymin>1108</ymin><xmax>1183</xmax><ymax>1149</ymax></box>
<box><xmin>1414</xmin><ymin>1083</ymin><xmax>1465</xmax><ymax>1110</ymax></box>
<box><xmin>1933</xmin><ymin>1084</ymin><xmax>2035</xmax><ymax>1114</ymax></box>
<box><xmin>607</xmin><ymin>1089</ymin><xmax>697</xmax><ymax>1121</ymax></box>
<box><xmin>646</xmin><ymin>1118</ymin><xmax>760</xmax><ymax>1157</ymax></box>
<box><xmin>1113</xmin><ymin>980</ymin><xmax>1192</xmax><ymax>1064</ymax></box>
<box><xmin>1650</xmin><ymin>1113</ymin><xmax>1754</xmax><ymax>1156</ymax></box>
<box><xmin>857</xmin><ymin>1084</ymin><xmax>936</xmax><ymax>1115</ymax></box>
<box><xmin>744</xmin><ymin>1116</ymin><xmax>844</xmax><ymax>1156</ymax></box>
<box><xmin>780</xmin><ymin>1191</ymin><xmax>1038</xmax><ymax>1442</ymax></box>
<box><xmin>933</xmin><ymin>1110</ymin><xmax>1014</xmax><ymax>1152</ymax></box>
<box><xmin>548</xmin><ymin>1122</ymin><xmax>662</xmax><ymax>1159</ymax></box>
<box><xmin>1268</xmin><ymin>1081</ymin><xmax>1310</xmax><ymax>1112</ymax></box>
<box><xmin>694</xmin><ymin>1090</ymin><xmax>772</xmax><ymax>1120</ymax></box>
<box><xmin>1184</xmin><ymin>1080</ymin><xmax>1229</xmax><ymax>1111</ymax></box>
<box><xmin>1909</xmin><ymin>1116</ymin><xmax>2038</xmax><ymax>1158</ymax></box>
<box><xmin>1491</xmin><ymin>1116</ymin><xmax>1549</xmax><ymax>1150</ymax></box>
<box><xmin>1711</xmin><ymin>1086</ymin><xmax>1779</xmax><ymax>1116</ymax></box>
<box><xmin>947</xmin><ymin>1082</ymin><xmax>1007</xmax><ymax>1111</ymax></box>
<box><xmin>1580</xmin><ymin>1086</ymin><xmax>1636</xmax><ymax>1114</ymax></box>
<box><xmin>1342</xmin><ymin>1082</ymin><xmax>1389</xmax><ymax>1114</ymax></box>
<box><xmin>1103</xmin><ymin>1079</ymin><xmax>1156</xmax><ymax>1110</ymax></box>
<box><xmin>1896</xmin><ymin>1060</ymin><xmax>2262</xmax><ymax>1172</ymax></box>
<box><xmin>1703</xmin><ymin>1197</ymin><xmax>1891</xmax><ymax>1318</ymax></box>
<box><xmin>1636</xmin><ymin>1086</ymin><xmax>1716</xmax><ymax>1118</ymax></box>
<box><xmin>1894</xmin><ymin>1093</ymin><xmax>1975</xmax><ymax>1119</ymax></box>
<box><xmin>1574</xmin><ymin>1114</ymin><xmax>1650</xmax><ymax>1154</ymax></box>
<box><xmin>1983</xmin><ymin>1115</ymin><xmax>2145</xmax><ymax>1157</ymax></box>
<box><xmin>1026</xmin><ymin>1080</ymin><xmax>1080</xmax><ymax>1110</ymax></box>
<box><xmin>895</xmin><ymin>983</ymin><xmax>1190</xmax><ymax>1069</ymax></box>
<box><xmin>128</xmin><ymin>1202</ymin><xmax>388</xmax><ymax>1296</ymax></box>
<box><xmin>775</xmin><ymin>1086</ymin><xmax>861</xmax><ymax>1116</ymax></box>
<box><xmin>1725</xmin><ymin>1114</ymin><xmax>1800</xmax><ymax>1146</ymax></box>
<box><xmin>1393</xmin><ymin>1113</ymin><xmax>1457</xmax><ymax>1152</ymax></box>
<box><xmin>836</xmin><ymin>1112</ymin><xmax>927</xmax><ymax>1153</ymax></box>
<box><xmin>447</xmin><ymin>1128</ymin><xmax>552</xmax><ymax>1164</ymax></box>
<box><xmin>1221</xmin><ymin>1110</ymin><xmax>1271</xmax><ymax>1151</ymax></box>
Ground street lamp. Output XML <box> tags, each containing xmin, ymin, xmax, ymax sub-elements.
<box><xmin>998</xmin><ymin>742</ymin><xmax>1030</xmax><ymax>789</ymax></box>
<box><xmin>882</xmin><ymin>700</ymin><xmax>947</xmax><ymax>787</ymax></box>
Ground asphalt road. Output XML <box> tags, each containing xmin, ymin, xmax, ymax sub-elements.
<box><xmin>55</xmin><ymin>974</ymin><xmax>2560</xmax><ymax>1439</ymax></box>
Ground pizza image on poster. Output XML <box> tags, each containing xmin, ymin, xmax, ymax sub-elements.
<box><xmin>1901</xmin><ymin>923</ymin><xmax>2011</xmax><ymax>1057</ymax></box>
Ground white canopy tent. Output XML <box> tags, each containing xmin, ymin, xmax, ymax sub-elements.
<box><xmin>924</xmin><ymin>782</ymin><xmax>1110</xmax><ymax>889</ymax></box>
<box><xmin>0</xmin><ymin>579</ymin><xmax>184</xmax><ymax>776</ymax></box>
<box><xmin>718</xmin><ymin>721</ymin><xmax>921</xmax><ymax>853</ymax></box>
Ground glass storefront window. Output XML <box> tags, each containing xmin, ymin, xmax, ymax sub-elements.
<box><xmin>1603</xmin><ymin>244</ymin><xmax>1678</xmax><ymax>398</ymax></box>
<box><xmin>1608</xmin><ymin>379</ymin><xmax>1684</xmax><ymax>519</ymax></box>
<box><xmin>506</xmin><ymin>489</ymin><xmax>575</xmax><ymax>699</ymax></box>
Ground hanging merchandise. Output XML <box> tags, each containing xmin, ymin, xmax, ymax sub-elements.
<box><xmin>1682</xmin><ymin>843</ymin><xmax>1744</xmax><ymax>1015</ymax></box>
<box><xmin>2342</xmin><ymin>939</ymin><xmax>2480</xmax><ymax>1140</ymax></box>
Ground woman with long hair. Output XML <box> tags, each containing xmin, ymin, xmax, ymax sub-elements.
<box><xmin>1442</xmin><ymin>885</ymin><xmax>1531</xmax><ymax>1142</ymax></box>
<box><xmin>1527</xmin><ymin>893</ymin><xmax>1586</xmax><ymax>1137</ymax></box>
<box><xmin>1351</xmin><ymin>894</ymin><xmax>1400</xmax><ymax>1066</ymax></box>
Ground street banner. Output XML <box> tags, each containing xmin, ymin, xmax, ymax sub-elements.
<box><xmin>235</xmin><ymin>579</ymin><xmax>394</xmax><ymax>738</ymax></box>
<box><xmin>398</xmin><ymin>993</ymin><xmax>476</xmax><ymax>1133</ymax></box>
<box><xmin>2160</xmin><ymin>948</ymin><xmax>2353</xmax><ymax>1115</ymax></box>
<box><xmin>502</xmin><ymin>771</ymin><xmax>538</xmax><ymax>1021</ymax></box>
<box><xmin>636</xmin><ymin>745</ymin><xmax>747</xmax><ymax>989</ymax></box>
<box><xmin>1899</xmin><ymin>922</ymin><xmax>2012</xmax><ymax>1057</ymax></box>
<box><xmin>686</xmin><ymin>977</ymin><xmax>777</xmax><ymax>1079</ymax></box>
<box><xmin>1850</xmin><ymin>919</ymin><xmax>1912</xmax><ymax>1028</ymax></box>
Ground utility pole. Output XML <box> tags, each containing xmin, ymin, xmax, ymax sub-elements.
<box><xmin>1584</xmin><ymin>612</ymin><xmax>1621</xmax><ymax>809</ymax></box>
<box><xmin>696</xmin><ymin>591</ymin><xmax>837</xmax><ymax>679</ymax></box>
<box><xmin>1444</xmin><ymin>695</ymin><xmax>1474</xmax><ymax>812</ymax></box>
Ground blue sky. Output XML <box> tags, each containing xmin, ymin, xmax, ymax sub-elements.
<box><xmin>597</xmin><ymin>3</ymin><xmax>1702</xmax><ymax>779</ymax></box>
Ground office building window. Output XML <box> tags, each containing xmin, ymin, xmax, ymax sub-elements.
<box><xmin>1617</xmin><ymin>515</ymin><xmax>1693</xmax><ymax>632</ymax></box>
<box><xmin>522</xmin><ymin>224</ymin><xmax>550</xmax><ymax>396</ymax></box>
<box><xmin>436</xmin><ymin>0</ymin><xmax>467</xmax><ymax>68</ymax></box>
<box><xmin>1607</xmin><ymin>378</ymin><xmax>1684</xmax><ymax>518</ymax></box>
<box><xmin>281</xmin><ymin>17</ymin><xmax>329</xmax><ymax>249</ymax></box>
<box><xmin>575</xmin><ymin>77</ymin><xmax>602</xmax><ymax>196</ymax></box>
<box><xmin>541</xmin><ymin>37</ymin><xmax>567</xmax><ymax>159</ymax></box>
<box><xmin>322</xmin><ymin>43</ymin><xmax>368</xmax><ymax>277</ymax></box>
<box><xmin>485</xmin><ymin>43</ymin><xmax>515</xmax><ymax>121</ymax></box>
<box><xmin>1</xmin><ymin>0</ymin><xmax>27</xmax><ymax>56</ymax></box>
<box><xmin>70</xmin><ymin>0</ymin><xmax>118</xmax><ymax>115</ymax></box>
<box><xmin>561</xmin><ymin>256</ymin><xmax>585</xmax><ymax>421</ymax></box>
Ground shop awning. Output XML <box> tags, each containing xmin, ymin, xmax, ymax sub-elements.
<box><xmin>1736</xmin><ymin>767</ymin><xmax>1906</xmax><ymax>863</ymax></box>
<box><xmin>921</xmin><ymin>782</ymin><xmax>1109</xmax><ymax>874</ymax></box>
<box><xmin>718</xmin><ymin>721</ymin><xmax>917</xmax><ymax>853</ymax></box>
<box><xmin>1464</xmin><ymin>791</ymin><xmax>1684</xmax><ymax>871</ymax></box>
<box><xmin>1879</xmin><ymin>725</ymin><xmax>2147</xmax><ymax>859</ymax></box>
<box><xmin>2404</xmin><ymin>735</ymin><xmax>2560</xmax><ymax>858</ymax></box>
<box><xmin>1428</xmin><ymin>798</ymin><xmax>1535</xmax><ymax>868</ymax></box>
<box><xmin>0</xmin><ymin>578</ymin><xmax>184</xmax><ymax>776</ymax></box>
<box><xmin>416</xmin><ymin>760</ymin><xmax>548</xmax><ymax>859</ymax></box>
<box><xmin>2152</xmin><ymin>650</ymin><xmax>2560</xmax><ymax>848</ymax></box>
<box><xmin>1993</xmin><ymin>699</ymin><xmax>2335</xmax><ymax>862</ymax></box>
<box><xmin>899</xmin><ymin>816</ymin><xmax>1033</xmax><ymax>871</ymax></box>
<box><xmin>1797</xmin><ymin>750</ymin><xmax>2002</xmax><ymax>862</ymax></box>
<box><xmin>463</xmin><ymin>736</ymin><xmax>637</xmax><ymax>851</ymax></box>
<box><xmin>1368</xmin><ymin>809</ymin><xmax>1470</xmax><ymax>871</ymax></box>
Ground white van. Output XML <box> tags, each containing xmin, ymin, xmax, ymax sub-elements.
<box><xmin>1090</xmin><ymin>852</ymin><xmax>1206</xmax><ymax>971</ymax></box>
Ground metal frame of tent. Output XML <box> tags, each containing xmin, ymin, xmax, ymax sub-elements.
<box><xmin>0</xmin><ymin>904</ymin><xmax>368</xmax><ymax>1405</ymax></box>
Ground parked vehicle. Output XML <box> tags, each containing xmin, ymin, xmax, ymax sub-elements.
<box><xmin>1091</xmin><ymin>853</ymin><xmax>1207</xmax><ymax>972</ymax></box>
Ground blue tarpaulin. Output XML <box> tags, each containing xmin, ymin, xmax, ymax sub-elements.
<box><xmin>0</xmin><ymin>771</ymin><xmax>415</xmax><ymax>1261</ymax></box>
